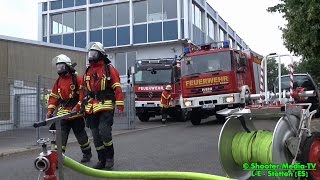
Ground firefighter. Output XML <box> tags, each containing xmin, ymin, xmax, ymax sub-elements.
<box><xmin>47</xmin><ymin>54</ymin><xmax>92</xmax><ymax>163</ymax></box>
<box><xmin>81</xmin><ymin>42</ymin><xmax>124</xmax><ymax>170</ymax></box>
<box><xmin>160</xmin><ymin>85</ymin><xmax>173</xmax><ymax>124</ymax></box>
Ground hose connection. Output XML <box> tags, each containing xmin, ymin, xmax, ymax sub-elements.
<box><xmin>34</xmin><ymin>156</ymin><xmax>50</xmax><ymax>172</ymax></box>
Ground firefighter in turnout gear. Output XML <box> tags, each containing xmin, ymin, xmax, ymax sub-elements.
<box><xmin>160</xmin><ymin>85</ymin><xmax>173</xmax><ymax>124</ymax></box>
<box><xmin>47</xmin><ymin>54</ymin><xmax>92</xmax><ymax>163</ymax></box>
<box><xmin>81</xmin><ymin>42</ymin><xmax>124</xmax><ymax>170</ymax></box>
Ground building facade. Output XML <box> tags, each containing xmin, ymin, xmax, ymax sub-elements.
<box><xmin>38</xmin><ymin>0</ymin><xmax>250</xmax><ymax>79</ymax></box>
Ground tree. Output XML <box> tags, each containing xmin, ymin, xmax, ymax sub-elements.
<box><xmin>267</xmin><ymin>0</ymin><xmax>320</xmax><ymax>60</ymax></box>
<box><xmin>266</xmin><ymin>58</ymin><xmax>289</xmax><ymax>90</ymax></box>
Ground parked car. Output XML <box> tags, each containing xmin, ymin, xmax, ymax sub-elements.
<box><xmin>273</xmin><ymin>73</ymin><xmax>320</xmax><ymax>117</ymax></box>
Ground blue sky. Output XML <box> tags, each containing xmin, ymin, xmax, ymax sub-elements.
<box><xmin>0</xmin><ymin>0</ymin><xmax>297</xmax><ymax>64</ymax></box>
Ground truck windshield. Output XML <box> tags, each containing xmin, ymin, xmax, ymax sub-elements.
<box><xmin>181</xmin><ymin>51</ymin><xmax>232</xmax><ymax>76</ymax></box>
<box><xmin>134</xmin><ymin>69</ymin><xmax>171</xmax><ymax>85</ymax></box>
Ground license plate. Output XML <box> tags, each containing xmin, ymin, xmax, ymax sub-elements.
<box><xmin>145</xmin><ymin>104</ymin><xmax>155</xmax><ymax>107</ymax></box>
<box><xmin>202</xmin><ymin>104</ymin><xmax>215</xmax><ymax>109</ymax></box>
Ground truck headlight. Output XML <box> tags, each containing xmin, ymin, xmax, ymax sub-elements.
<box><xmin>225</xmin><ymin>96</ymin><xmax>234</xmax><ymax>103</ymax></box>
<box><xmin>184</xmin><ymin>100</ymin><xmax>192</xmax><ymax>107</ymax></box>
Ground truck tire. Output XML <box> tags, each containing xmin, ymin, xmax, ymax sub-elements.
<box><xmin>300</xmin><ymin>132</ymin><xmax>320</xmax><ymax>180</ymax></box>
<box><xmin>176</xmin><ymin>109</ymin><xmax>189</xmax><ymax>122</ymax></box>
<box><xmin>190</xmin><ymin>110</ymin><xmax>201</xmax><ymax>125</ymax></box>
<box><xmin>138</xmin><ymin>114</ymin><xmax>150</xmax><ymax>122</ymax></box>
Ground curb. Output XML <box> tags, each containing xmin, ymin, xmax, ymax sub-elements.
<box><xmin>0</xmin><ymin>123</ymin><xmax>179</xmax><ymax>157</ymax></box>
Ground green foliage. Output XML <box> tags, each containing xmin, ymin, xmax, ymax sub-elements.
<box><xmin>266</xmin><ymin>58</ymin><xmax>289</xmax><ymax>90</ymax></box>
<box><xmin>267</xmin><ymin>0</ymin><xmax>320</xmax><ymax>60</ymax></box>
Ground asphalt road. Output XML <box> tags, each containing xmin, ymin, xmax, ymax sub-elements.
<box><xmin>0</xmin><ymin>117</ymin><xmax>229</xmax><ymax>180</ymax></box>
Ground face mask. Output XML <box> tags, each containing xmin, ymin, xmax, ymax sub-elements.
<box><xmin>88</xmin><ymin>50</ymin><xmax>100</xmax><ymax>63</ymax></box>
<box><xmin>56</xmin><ymin>63</ymin><xmax>68</xmax><ymax>75</ymax></box>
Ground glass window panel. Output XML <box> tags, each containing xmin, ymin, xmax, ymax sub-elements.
<box><xmin>104</xmin><ymin>0</ymin><xmax>113</xmax><ymax>2</ymax></box>
<box><xmin>148</xmin><ymin>22</ymin><xmax>162</xmax><ymax>42</ymax></box>
<box><xmin>163</xmin><ymin>20</ymin><xmax>177</xmax><ymax>40</ymax></box>
<box><xmin>50</xmin><ymin>35</ymin><xmax>62</xmax><ymax>44</ymax></box>
<box><xmin>50</xmin><ymin>0</ymin><xmax>62</xmax><ymax>10</ymax></box>
<box><xmin>180</xmin><ymin>0</ymin><xmax>183</xmax><ymax>18</ymax></box>
<box><xmin>63</xmin><ymin>12</ymin><xmax>74</xmax><ymax>33</ymax></box>
<box><xmin>90</xmin><ymin>0</ymin><xmax>102</xmax><ymax>4</ymax></box>
<box><xmin>192</xmin><ymin>4</ymin><xmax>194</xmax><ymax>24</ymax></box>
<box><xmin>75</xmin><ymin>32</ymin><xmax>86</xmax><ymax>48</ymax></box>
<box><xmin>148</xmin><ymin>0</ymin><xmax>162</xmax><ymax>22</ymax></box>
<box><xmin>219</xmin><ymin>28</ymin><xmax>224</xmax><ymax>41</ymax></box>
<box><xmin>103</xmin><ymin>5</ymin><xmax>116</xmax><ymax>27</ymax></box>
<box><xmin>75</xmin><ymin>0</ymin><xmax>86</xmax><ymax>6</ymax></box>
<box><xmin>208</xmin><ymin>18</ymin><xmax>214</xmax><ymax>39</ymax></box>
<box><xmin>43</xmin><ymin>15</ymin><xmax>47</xmax><ymax>36</ymax></box>
<box><xmin>90</xmin><ymin>7</ymin><xmax>102</xmax><ymax>29</ymax></box>
<box><xmin>133</xmin><ymin>1</ymin><xmax>147</xmax><ymax>23</ymax></box>
<box><xmin>117</xmin><ymin>26</ymin><xmax>130</xmax><ymax>45</ymax></box>
<box><xmin>163</xmin><ymin>0</ymin><xmax>177</xmax><ymax>20</ymax></box>
<box><xmin>43</xmin><ymin>2</ymin><xmax>47</xmax><ymax>11</ymax></box>
<box><xmin>43</xmin><ymin>36</ymin><xmax>47</xmax><ymax>42</ymax></box>
<box><xmin>127</xmin><ymin>52</ymin><xmax>136</xmax><ymax>72</ymax></box>
<box><xmin>63</xmin><ymin>33</ymin><xmax>74</xmax><ymax>46</ymax></box>
<box><xmin>63</xmin><ymin>0</ymin><xmax>74</xmax><ymax>8</ymax></box>
<box><xmin>103</xmin><ymin>28</ymin><xmax>116</xmax><ymax>47</ymax></box>
<box><xmin>75</xmin><ymin>10</ymin><xmax>86</xmax><ymax>31</ymax></box>
<box><xmin>51</xmin><ymin>14</ymin><xmax>63</xmax><ymax>35</ymax></box>
<box><xmin>90</xmin><ymin>30</ymin><xmax>102</xmax><ymax>42</ymax></box>
<box><xmin>181</xmin><ymin>19</ymin><xmax>184</xmax><ymax>38</ymax></box>
<box><xmin>117</xmin><ymin>3</ymin><xmax>129</xmax><ymax>25</ymax></box>
<box><xmin>133</xmin><ymin>24</ymin><xmax>147</xmax><ymax>44</ymax></box>
<box><xmin>115</xmin><ymin>52</ymin><xmax>126</xmax><ymax>75</ymax></box>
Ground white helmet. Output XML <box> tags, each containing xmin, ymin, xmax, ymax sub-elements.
<box><xmin>165</xmin><ymin>85</ymin><xmax>172</xmax><ymax>91</ymax></box>
<box><xmin>88</xmin><ymin>42</ymin><xmax>105</xmax><ymax>55</ymax></box>
<box><xmin>52</xmin><ymin>54</ymin><xmax>72</xmax><ymax>66</ymax></box>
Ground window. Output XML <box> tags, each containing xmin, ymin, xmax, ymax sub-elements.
<box><xmin>50</xmin><ymin>0</ymin><xmax>62</xmax><ymax>10</ymax></box>
<box><xmin>163</xmin><ymin>0</ymin><xmax>177</xmax><ymax>20</ymax></box>
<box><xmin>208</xmin><ymin>18</ymin><xmax>214</xmax><ymax>39</ymax></box>
<box><xmin>133</xmin><ymin>1</ymin><xmax>147</xmax><ymax>23</ymax></box>
<box><xmin>117</xmin><ymin>26</ymin><xmax>130</xmax><ymax>45</ymax></box>
<box><xmin>43</xmin><ymin>15</ymin><xmax>47</xmax><ymax>36</ymax></box>
<box><xmin>163</xmin><ymin>20</ymin><xmax>177</xmax><ymax>40</ymax></box>
<box><xmin>103</xmin><ymin>5</ymin><xmax>116</xmax><ymax>27</ymax></box>
<box><xmin>75</xmin><ymin>32</ymin><xmax>86</xmax><ymax>48</ymax></box>
<box><xmin>63</xmin><ymin>0</ymin><xmax>74</xmax><ymax>8</ymax></box>
<box><xmin>43</xmin><ymin>2</ymin><xmax>47</xmax><ymax>11</ymax></box>
<box><xmin>90</xmin><ymin>30</ymin><xmax>102</xmax><ymax>42</ymax></box>
<box><xmin>51</xmin><ymin>14</ymin><xmax>63</xmax><ymax>35</ymax></box>
<box><xmin>103</xmin><ymin>28</ymin><xmax>116</xmax><ymax>47</ymax></box>
<box><xmin>90</xmin><ymin>7</ymin><xmax>102</xmax><ymax>29</ymax></box>
<box><xmin>115</xmin><ymin>52</ymin><xmax>137</xmax><ymax>76</ymax></box>
<box><xmin>117</xmin><ymin>3</ymin><xmax>129</xmax><ymax>25</ymax></box>
<box><xmin>229</xmin><ymin>37</ymin><xmax>233</xmax><ymax>48</ymax></box>
<box><xmin>219</xmin><ymin>28</ymin><xmax>225</xmax><ymax>41</ymax></box>
<box><xmin>237</xmin><ymin>45</ymin><xmax>241</xmax><ymax>50</ymax></box>
<box><xmin>148</xmin><ymin>0</ymin><xmax>162</xmax><ymax>22</ymax></box>
<box><xmin>180</xmin><ymin>0</ymin><xmax>183</xmax><ymax>18</ymax></box>
<box><xmin>194</xmin><ymin>4</ymin><xmax>202</xmax><ymax>29</ymax></box>
<box><xmin>90</xmin><ymin>0</ymin><xmax>102</xmax><ymax>4</ymax></box>
<box><xmin>133</xmin><ymin>24</ymin><xmax>147</xmax><ymax>44</ymax></box>
<box><xmin>62</xmin><ymin>12</ymin><xmax>74</xmax><ymax>33</ymax></box>
<box><xmin>148</xmin><ymin>23</ymin><xmax>162</xmax><ymax>42</ymax></box>
<box><xmin>75</xmin><ymin>10</ymin><xmax>86</xmax><ymax>31</ymax></box>
<box><xmin>50</xmin><ymin>35</ymin><xmax>62</xmax><ymax>44</ymax></box>
<box><xmin>75</xmin><ymin>0</ymin><xmax>86</xmax><ymax>6</ymax></box>
<box><xmin>63</xmin><ymin>33</ymin><xmax>74</xmax><ymax>46</ymax></box>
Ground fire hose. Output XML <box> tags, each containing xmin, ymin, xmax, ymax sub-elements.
<box><xmin>231</xmin><ymin>130</ymin><xmax>273</xmax><ymax>166</ymax></box>
<box><xmin>63</xmin><ymin>155</ymin><xmax>234</xmax><ymax>180</ymax></box>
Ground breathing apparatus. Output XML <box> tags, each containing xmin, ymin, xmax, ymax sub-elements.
<box><xmin>87</xmin><ymin>42</ymin><xmax>111</xmax><ymax>64</ymax></box>
<box><xmin>52</xmin><ymin>54</ymin><xmax>77</xmax><ymax>76</ymax></box>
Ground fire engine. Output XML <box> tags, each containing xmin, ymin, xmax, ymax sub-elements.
<box><xmin>133</xmin><ymin>58</ymin><xmax>187</xmax><ymax>122</ymax></box>
<box><xmin>179</xmin><ymin>40</ymin><xmax>263</xmax><ymax>125</ymax></box>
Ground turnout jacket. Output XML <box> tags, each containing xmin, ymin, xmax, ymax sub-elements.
<box><xmin>82</xmin><ymin>60</ymin><xmax>124</xmax><ymax>114</ymax></box>
<box><xmin>47</xmin><ymin>73</ymin><xmax>84</xmax><ymax>120</ymax></box>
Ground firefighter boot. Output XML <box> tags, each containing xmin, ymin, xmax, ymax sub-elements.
<box><xmin>80</xmin><ymin>152</ymin><xmax>92</xmax><ymax>163</ymax></box>
<box><xmin>93</xmin><ymin>149</ymin><xmax>106</xmax><ymax>169</ymax></box>
<box><xmin>105</xmin><ymin>144</ymin><xmax>114</xmax><ymax>170</ymax></box>
<box><xmin>105</xmin><ymin>158</ymin><xmax>114</xmax><ymax>170</ymax></box>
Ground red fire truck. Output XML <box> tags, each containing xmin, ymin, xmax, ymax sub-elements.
<box><xmin>179</xmin><ymin>41</ymin><xmax>263</xmax><ymax>125</ymax></box>
<box><xmin>133</xmin><ymin>58</ymin><xmax>187</xmax><ymax>122</ymax></box>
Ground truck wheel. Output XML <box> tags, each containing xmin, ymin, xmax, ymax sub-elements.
<box><xmin>216</xmin><ymin>114</ymin><xmax>226</xmax><ymax>123</ymax></box>
<box><xmin>300</xmin><ymin>132</ymin><xmax>320</xmax><ymax>180</ymax></box>
<box><xmin>176</xmin><ymin>109</ymin><xmax>189</xmax><ymax>122</ymax></box>
<box><xmin>138</xmin><ymin>114</ymin><xmax>150</xmax><ymax>122</ymax></box>
<box><xmin>190</xmin><ymin>110</ymin><xmax>201</xmax><ymax>125</ymax></box>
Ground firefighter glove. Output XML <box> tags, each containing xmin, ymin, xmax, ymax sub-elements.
<box><xmin>46</xmin><ymin>111</ymin><xmax>53</xmax><ymax>119</ymax></box>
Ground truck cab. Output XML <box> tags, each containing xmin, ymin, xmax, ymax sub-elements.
<box><xmin>179</xmin><ymin>41</ymin><xmax>262</xmax><ymax>125</ymax></box>
<box><xmin>133</xmin><ymin>58</ymin><xmax>186</xmax><ymax>122</ymax></box>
